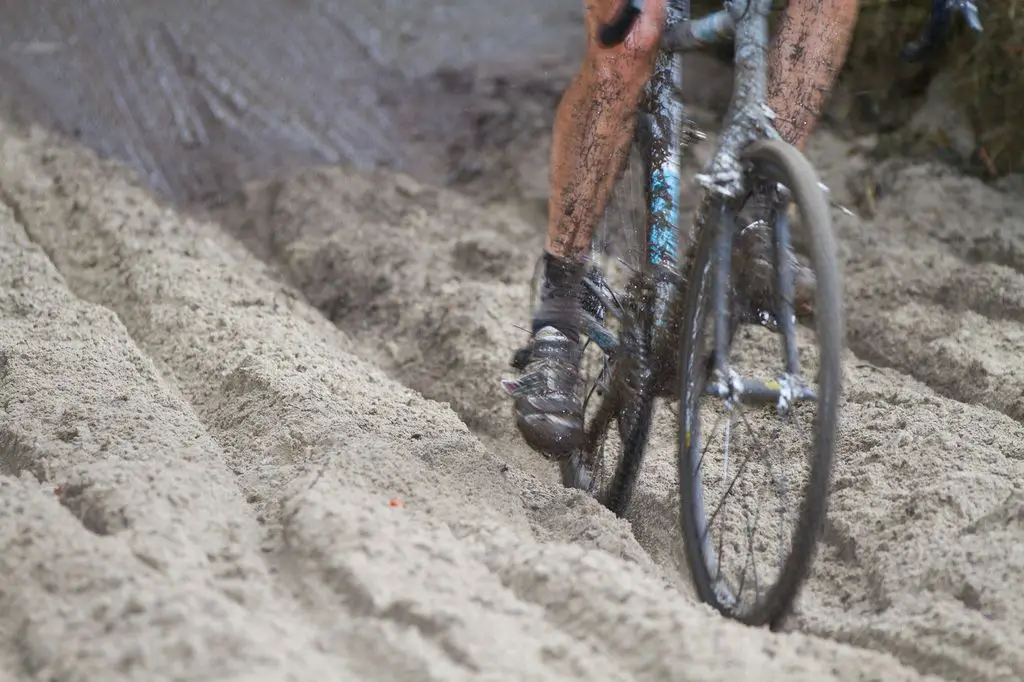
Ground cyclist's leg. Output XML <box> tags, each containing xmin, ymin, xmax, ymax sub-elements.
<box><xmin>737</xmin><ymin>0</ymin><xmax>859</xmax><ymax>316</ymax></box>
<box><xmin>546</xmin><ymin>0</ymin><xmax>666</xmax><ymax>260</ymax></box>
<box><xmin>767</xmin><ymin>0</ymin><xmax>859</xmax><ymax>151</ymax></box>
<box><xmin>507</xmin><ymin>0</ymin><xmax>667</xmax><ymax>459</ymax></box>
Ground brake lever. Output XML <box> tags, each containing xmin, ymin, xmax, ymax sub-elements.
<box><xmin>902</xmin><ymin>0</ymin><xmax>983</xmax><ymax>63</ymax></box>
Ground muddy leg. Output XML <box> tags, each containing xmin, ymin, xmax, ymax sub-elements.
<box><xmin>507</xmin><ymin>0</ymin><xmax>669</xmax><ymax>459</ymax></box>
<box><xmin>734</xmin><ymin>0</ymin><xmax>859</xmax><ymax>318</ymax></box>
<box><xmin>545</xmin><ymin>0</ymin><xmax>667</xmax><ymax>261</ymax></box>
<box><xmin>766</xmin><ymin>0</ymin><xmax>860</xmax><ymax>151</ymax></box>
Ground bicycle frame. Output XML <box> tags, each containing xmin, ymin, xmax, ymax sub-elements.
<box><xmin>579</xmin><ymin>0</ymin><xmax>811</xmax><ymax>409</ymax></box>
<box><xmin>649</xmin><ymin>0</ymin><xmax>779</xmax><ymax>259</ymax></box>
<box><xmin>581</xmin><ymin>0</ymin><xmax>777</xmax><ymax>354</ymax></box>
<box><xmin>653</xmin><ymin>0</ymin><xmax>795</xmax><ymax>395</ymax></box>
<box><xmin>587</xmin><ymin>0</ymin><xmax>985</xmax><ymax>356</ymax></box>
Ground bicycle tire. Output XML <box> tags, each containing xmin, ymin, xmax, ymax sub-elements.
<box><xmin>559</xmin><ymin>132</ymin><xmax>658</xmax><ymax>519</ymax></box>
<box><xmin>676</xmin><ymin>138</ymin><xmax>843</xmax><ymax>627</ymax></box>
<box><xmin>559</xmin><ymin>336</ymin><xmax>656</xmax><ymax>517</ymax></box>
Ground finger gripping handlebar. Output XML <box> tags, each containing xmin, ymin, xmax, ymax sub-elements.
<box><xmin>597</xmin><ymin>0</ymin><xmax>644</xmax><ymax>48</ymax></box>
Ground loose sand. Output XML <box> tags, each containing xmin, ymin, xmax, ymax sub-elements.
<box><xmin>1</xmin><ymin>1</ymin><xmax>1023</xmax><ymax>680</ymax></box>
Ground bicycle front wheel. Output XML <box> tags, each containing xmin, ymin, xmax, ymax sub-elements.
<box><xmin>676</xmin><ymin>138</ymin><xmax>843</xmax><ymax>628</ymax></box>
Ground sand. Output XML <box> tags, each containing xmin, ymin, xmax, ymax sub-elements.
<box><xmin>1</xmin><ymin>1</ymin><xmax>1023</xmax><ymax>680</ymax></box>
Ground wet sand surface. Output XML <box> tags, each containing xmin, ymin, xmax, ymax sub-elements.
<box><xmin>0</xmin><ymin>0</ymin><xmax>585</xmax><ymax>203</ymax></box>
<box><xmin>1</xmin><ymin>1</ymin><xmax>1023</xmax><ymax>681</ymax></box>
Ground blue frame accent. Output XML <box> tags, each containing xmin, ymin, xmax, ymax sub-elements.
<box><xmin>648</xmin><ymin>164</ymin><xmax>681</xmax><ymax>266</ymax></box>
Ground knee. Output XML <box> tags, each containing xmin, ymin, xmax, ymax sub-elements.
<box><xmin>617</xmin><ymin>0</ymin><xmax>665</xmax><ymax>56</ymax></box>
<box><xmin>587</xmin><ymin>0</ymin><xmax>666</xmax><ymax>87</ymax></box>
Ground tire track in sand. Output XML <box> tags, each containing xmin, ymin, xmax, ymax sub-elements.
<box><xmin>0</xmin><ymin>186</ymin><xmax>343</xmax><ymax>679</ymax></box>
<box><xmin>835</xmin><ymin>160</ymin><xmax>1024</xmax><ymax>423</ymax></box>
<box><xmin>219</xmin><ymin>102</ymin><xmax>1024</xmax><ymax>681</ymax></box>
<box><xmin>0</xmin><ymin>117</ymin><xmax>935</xmax><ymax>681</ymax></box>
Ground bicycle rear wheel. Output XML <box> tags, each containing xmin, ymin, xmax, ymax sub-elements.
<box><xmin>560</xmin><ymin>277</ymin><xmax>657</xmax><ymax>516</ymax></box>
<box><xmin>676</xmin><ymin>138</ymin><xmax>843</xmax><ymax>627</ymax></box>
<box><xmin>559</xmin><ymin>134</ymin><xmax>658</xmax><ymax>518</ymax></box>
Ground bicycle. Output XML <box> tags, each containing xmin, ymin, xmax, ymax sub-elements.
<box><xmin>509</xmin><ymin>0</ymin><xmax>983</xmax><ymax>628</ymax></box>
<box><xmin>505</xmin><ymin>0</ymin><xmax>844</xmax><ymax>630</ymax></box>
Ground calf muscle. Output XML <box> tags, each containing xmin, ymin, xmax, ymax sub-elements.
<box><xmin>546</xmin><ymin>0</ymin><xmax>667</xmax><ymax>261</ymax></box>
<box><xmin>767</xmin><ymin>0</ymin><xmax>859</xmax><ymax>150</ymax></box>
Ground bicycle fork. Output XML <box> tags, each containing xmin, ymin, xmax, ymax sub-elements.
<box><xmin>702</xmin><ymin>197</ymin><xmax>816</xmax><ymax>413</ymax></box>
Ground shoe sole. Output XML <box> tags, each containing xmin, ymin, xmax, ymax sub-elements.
<box><xmin>515</xmin><ymin>412</ymin><xmax>583</xmax><ymax>461</ymax></box>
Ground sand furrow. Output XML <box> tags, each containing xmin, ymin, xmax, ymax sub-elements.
<box><xmin>468</xmin><ymin>528</ymin><xmax>939</xmax><ymax>682</ymax></box>
<box><xmin>217</xmin><ymin>123</ymin><xmax>1024</xmax><ymax>681</ymax></box>
<box><xmin>835</xmin><ymin>162</ymin><xmax>1024</xmax><ymax>422</ymax></box>
<box><xmin>223</xmin><ymin>166</ymin><xmax>538</xmax><ymax>441</ymax></box>
<box><xmin>276</xmin><ymin>458</ymin><xmax>633</xmax><ymax>682</ymax></box>
<box><xmin>0</xmin><ymin>122</ymin><xmax>517</xmax><ymax>524</ymax></box>
<box><xmin>0</xmin><ymin>198</ymin><xmax>340</xmax><ymax>680</ymax></box>
<box><xmin>796</xmin><ymin>367</ymin><xmax>1024</xmax><ymax>681</ymax></box>
<box><xmin>0</xmin><ymin>115</ymin><xmax>945</xmax><ymax>681</ymax></box>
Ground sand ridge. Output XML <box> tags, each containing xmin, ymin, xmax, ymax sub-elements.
<box><xmin>211</xmin><ymin>92</ymin><xmax>1024</xmax><ymax>680</ymax></box>
<box><xmin>0</xmin><ymin>1</ymin><xmax>1022</xmax><ymax>676</ymax></box>
<box><xmin>0</xmin><ymin>116</ymin><xmax>952</xmax><ymax>681</ymax></box>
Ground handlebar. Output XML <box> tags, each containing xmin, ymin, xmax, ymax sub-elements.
<box><xmin>597</xmin><ymin>0</ymin><xmax>644</xmax><ymax>47</ymax></box>
<box><xmin>597</xmin><ymin>0</ymin><xmax>982</xmax><ymax>60</ymax></box>
<box><xmin>902</xmin><ymin>0</ymin><xmax>983</xmax><ymax>63</ymax></box>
